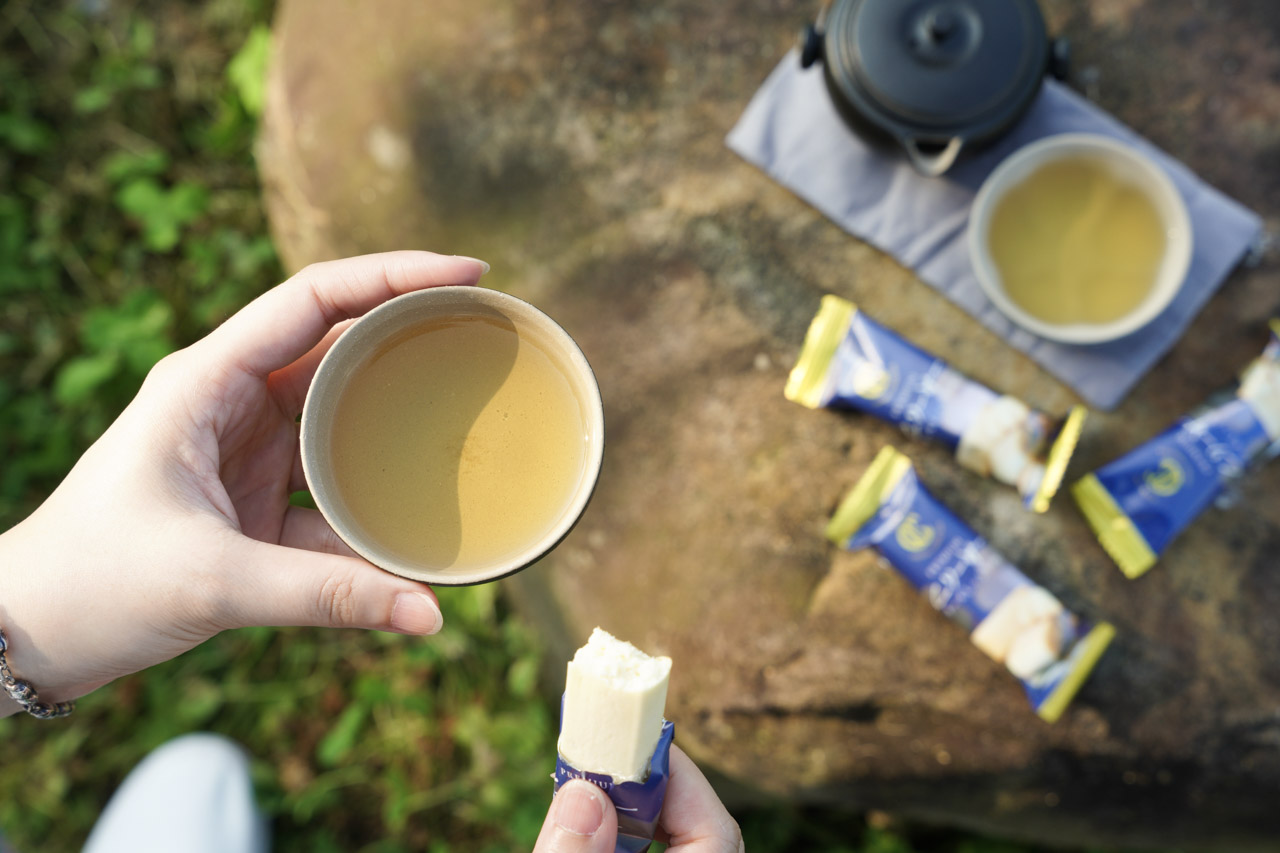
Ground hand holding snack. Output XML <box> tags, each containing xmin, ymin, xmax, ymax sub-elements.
<box><xmin>542</xmin><ymin>628</ymin><xmax>742</xmax><ymax>853</ymax></box>
<box><xmin>535</xmin><ymin>744</ymin><xmax>743</xmax><ymax>853</ymax></box>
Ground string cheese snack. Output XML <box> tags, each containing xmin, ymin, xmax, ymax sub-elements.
<box><xmin>554</xmin><ymin>628</ymin><xmax>674</xmax><ymax>853</ymax></box>
<box><xmin>827</xmin><ymin>446</ymin><xmax>1114</xmax><ymax>723</ymax></box>
<box><xmin>1073</xmin><ymin>320</ymin><xmax>1280</xmax><ymax>579</ymax></box>
<box><xmin>787</xmin><ymin>295</ymin><xmax>1086</xmax><ymax>512</ymax></box>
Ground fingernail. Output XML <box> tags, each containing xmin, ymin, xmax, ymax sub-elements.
<box><xmin>453</xmin><ymin>255</ymin><xmax>491</xmax><ymax>275</ymax></box>
<box><xmin>553</xmin><ymin>781</ymin><xmax>604</xmax><ymax>837</ymax></box>
<box><xmin>390</xmin><ymin>592</ymin><xmax>443</xmax><ymax>635</ymax></box>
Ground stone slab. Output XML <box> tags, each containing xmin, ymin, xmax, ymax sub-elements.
<box><xmin>258</xmin><ymin>1</ymin><xmax>1280</xmax><ymax>848</ymax></box>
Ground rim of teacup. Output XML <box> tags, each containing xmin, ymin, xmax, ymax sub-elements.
<box><xmin>967</xmin><ymin>132</ymin><xmax>1193</xmax><ymax>345</ymax></box>
<box><xmin>300</xmin><ymin>285</ymin><xmax>605</xmax><ymax>586</ymax></box>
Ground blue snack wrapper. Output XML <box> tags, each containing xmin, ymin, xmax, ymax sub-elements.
<box><xmin>788</xmin><ymin>295</ymin><xmax>1085</xmax><ymax>512</ymax></box>
<box><xmin>1073</xmin><ymin>321</ymin><xmax>1280</xmax><ymax>579</ymax></box>
<box><xmin>553</xmin><ymin>702</ymin><xmax>674</xmax><ymax>853</ymax></box>
<box><xmin>828</xmin><ymin>446</ymin><xmax>1114</xmax><ymax>723</ymax></box>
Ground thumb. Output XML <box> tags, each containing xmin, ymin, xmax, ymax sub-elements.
<box><xmin>219</xmin><ymin>540</ymin><xmax>443</xmax><ymax>635</ymax></box>
<box><xmin>533</xmin><ymin>780</ymin><xmax>619</xmax><ymax>853</ymax></box>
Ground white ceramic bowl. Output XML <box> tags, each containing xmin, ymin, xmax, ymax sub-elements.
<box><xmin>300</xmin><ymin>286</ymin><xmax>605</xmax><ymax>586</ymax></box>
<box><xmin>968</xmin><ymin>133</ymin><xmax>1193</xmax><ymax>345</ymax></box>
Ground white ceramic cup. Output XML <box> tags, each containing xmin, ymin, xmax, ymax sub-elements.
<box><xmin>968</xmin><ymin>133</ymin><xmax>1193</xmax><ymax>345</ymax></box>
<box><xmin>300</xmin><ymin>286</ymin><xmax>605</xmax><ymax>586</ymax></box>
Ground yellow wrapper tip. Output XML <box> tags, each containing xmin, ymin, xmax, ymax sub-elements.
<box><xmin>785</xmin><ymin>295</ymin><xmax>857</xmax><ymax>409</ymax></box>
<box><xmin>825</xmin><ymin>446</ymin><xmax>911</xmax><ymax>545</ymax></box>
<box><xmin>1036</xmin><ymin>622</ymin><xmax>1116</xmax><ymax>724</ymax></box>
<box><xmin>1070</xmin><ymin>474</ymin><xmax>1157</xmax><ymax>579</ymax></box>
<box><xmin>1031</xmin><ymin>404</ymin><xmax>1088</xmax><ymax>513</ymax></box>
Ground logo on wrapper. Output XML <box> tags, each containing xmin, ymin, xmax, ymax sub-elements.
<box><xmin>895</xmin><ymin>512</ymin><xmax>938</xmax><ymax>555</ymax></box>
<box><xmin>852</xmin><ymin>362</ymin><xmax>894</xmax><ymax>401</ymax></box>
<box><xmin>1143</xmin><ymin>457</ymin><xmax>1185</xmax><ymax>497</ymax></box>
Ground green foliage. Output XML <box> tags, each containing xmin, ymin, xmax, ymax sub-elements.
<box><xmin>0</xmin><ymin>0</ymin><xmax>281</xmax><ymax>524</ymax></box>
<box><xmin>71</xmin><ymin>19</ymin><xmax>163</xmax><ymax>114</ymax></box>
<box><xmin>53</xmin><ymin>289</ymin><xmax>175</xmax><ymax>405</ymax></box>
<box><xmin>99</xmin><ymin>147</ymin><xmax>169</xmax><ymax>184</ymax></box>
<box><xmin>228</xmin><ymin>24</ymin><xmax>272</xmax><ymax>118</ymax></box>
<box><xmin>0</xmin><ymin>112</ymin><xmax>54</xmax><ymax>155</ymax></box>
<box><xmin>115</xmin><ymin>177</ymin><xmax>210</xmax><ymax>251</ymax></box>
<box><xmin>0</xmin><ymin>588</ymin><xmax>563</xmax><ymax>851</ymax></box>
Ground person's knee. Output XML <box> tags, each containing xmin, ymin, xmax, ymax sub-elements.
<box><xmin>84</xmin><ymin>733</ymin><xmax>267</xmax><ymax>853</ymax></box>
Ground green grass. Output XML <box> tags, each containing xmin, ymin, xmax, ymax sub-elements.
<box><xmin>0</xmin><ymin>596</ymin><xmax>557</xmax><ymax>851</ymax></box>
<box><xmin>0</xmin><ymin>3</ymin><xmax>1110</xmax><ymax>851</ymax></box>
<box><xmin>0</xmin><ymin>0</ymin><xmax>278</xmax><ymax>525</ymax></box>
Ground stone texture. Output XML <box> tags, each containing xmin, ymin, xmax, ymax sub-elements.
<box><xmin>258</xmin><ymin>0</ymin><xmax>1280</xmax><ymax>848</ymax></box>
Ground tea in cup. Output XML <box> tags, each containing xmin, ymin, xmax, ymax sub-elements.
<box><xmin>968</xmin><ymin>133</ymin><xmax>1192</xmax><ymax>344</ymax></box>
<box><xmin>301</xmin><ymin>286</ymin><xmax>604</xmax><ymax>585</ymax></box>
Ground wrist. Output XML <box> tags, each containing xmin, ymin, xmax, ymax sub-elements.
<box><xmin>0</xmin><ymin>628</ymin><xmax>75</xmax><ymax>719</ymax></box>
<box><xmin>0</xmin><ymin>513</ymin><xmax>92</xmax><ymax>714</ymax></box>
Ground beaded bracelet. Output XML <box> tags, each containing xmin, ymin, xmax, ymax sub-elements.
<box><xmin>0</xmin><ymin>628</ymin><xmax>74</xmax><ymax>719</ymax></box>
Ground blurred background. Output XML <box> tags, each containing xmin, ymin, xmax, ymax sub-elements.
<box><xmin>0</xmin><ymin>2</ymin><xmax>1159</xmax><ymax>851</ymax></box>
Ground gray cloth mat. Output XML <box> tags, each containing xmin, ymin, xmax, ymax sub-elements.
<box><xmin>727</xmin><ymin>51</ymin><xmax>1263</xmax><ymax>411</ymax></box>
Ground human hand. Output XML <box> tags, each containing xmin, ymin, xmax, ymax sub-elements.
<box><xmin>0</xmin><ymin>251</ymin><xmax>488</xmax><ymax>715</ymax></box>
<box><xmin>533</xmin><ymin>744</ymin><xmax>744</xmax><ymax>853</ymax></box>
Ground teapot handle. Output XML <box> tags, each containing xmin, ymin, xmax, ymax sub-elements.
<box><xmin>902</xmin><ymin>136</ymin><xmax>964</xmax><ymax>177</ymax></box>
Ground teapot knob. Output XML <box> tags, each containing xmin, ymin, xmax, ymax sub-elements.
<box><xmin>799</xmin><ymin>23</ymin><xmax>824</xmax><ymax>68</ymax></box>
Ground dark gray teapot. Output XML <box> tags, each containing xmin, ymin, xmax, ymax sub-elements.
<box><xmin>800</xmin><ymin>0</ymin><xmax>1069</xmax><ymax>176</ymax></box>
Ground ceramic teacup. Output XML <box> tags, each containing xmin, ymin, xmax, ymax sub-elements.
<box><xmin>300</xmin><ymin>286</ymin><xmax>604</xmax><ymax>586</ymax></box>
<box><xmin>968</xmin><ymin>133</ymin><xmax>1192</xmax><ymax>345</ymax></box>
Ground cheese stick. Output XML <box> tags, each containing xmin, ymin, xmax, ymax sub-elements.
<box><xmin>1074</xmin><ymin>319</ymin><xmax>1280</xmax><ymax>579</ymax></box>
<box><xmin>827</xmin><ymin>446</ymin><xmax>1114</xmax><ymax>723</ymax></box>
<box><xmin>787</xmin><ymin>294</ymin><xmax>1086</xmax><ymax>512</ymax></box>
<box><xmin>553</xmin><ymin>628</ymin><xmax>676</xmax><ymax>853</ymax></box>
<box><xmin>558</xmin><ymin>627</ymin><xmax>671</xmax><ymax>782</ymax></box>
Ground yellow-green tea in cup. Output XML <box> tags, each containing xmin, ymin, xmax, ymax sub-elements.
<box><xmin>969</xmin><ymin>134</ymin><xmax>1192</xmax><ymax>344</ymax></box>
<box><xmin>329</xmin><ymin>312</ymin><xmax>587</xmax><ymax>570</ymax></box>
<box><xmin>986</xmin><ymin>155</ymin><xmax>1167</xmax><ymax>326</ymax></box>
<box><xmin>301</xmin><ymin>286</ymin><xmax>604</xmax><ymax>586</ymax></box>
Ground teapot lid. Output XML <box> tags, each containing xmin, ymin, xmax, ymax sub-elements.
<box><xmin>824</xmin><ymin>0</ymin><xmax>1049</xmax><ymax>138</ymax></box>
